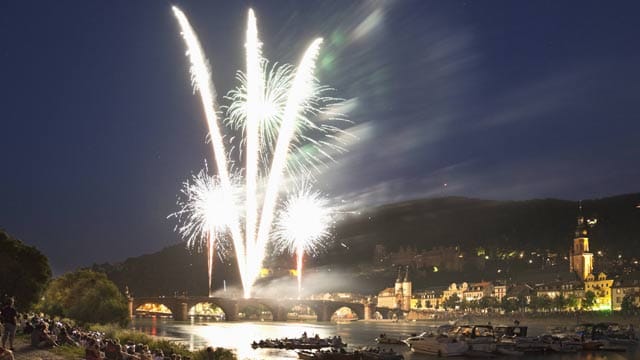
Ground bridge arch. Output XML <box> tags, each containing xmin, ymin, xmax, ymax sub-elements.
<box><xmin>282</xmin><ymin>303</ymin><xmax>318</xmax><ymax>321</ymax></box>
<box><xmin>236</xmin><ymin>301</ymin><xmax>277</xmax><ymax>321</ymax></box>
<box><xmin>134</xmin><ymin>302</ymin><xmax>174</xmax><ymax>318</ymax></box>
<box><xmin>330</xmin><ymin>305</ymin><xmax>361</xmax><ymax>322</ymax></box>
<box><xmin>188</xmin><ymin>302</ymin><xmax>226</xmax><ymax>321</ymax></box>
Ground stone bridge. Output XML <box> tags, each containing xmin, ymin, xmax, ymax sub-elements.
<box><xmin>130</xmin><ymin>296</ymin><xmax>374</xmax><ymax>322</ymax></box>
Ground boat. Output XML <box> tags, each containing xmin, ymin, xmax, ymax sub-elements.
<box><xmin>360</xmin><ymin>348</ymin><xmax>404</xmax><ymax>360</ymax></box>
<box><xmin>375</xmin><ymin>334</ymin><xmax>403</xmax><ymax>345</ymax></box>
<box><xmin>494</xmin><ymin>346</ymin><xmax>524</xmax><ymax>356</ymax></box>
<box><xmin>463</xmin><ymin>349</ymin><xmax>495</xmax><ymax>358</ymax></box>
<box><xmin>402</xmin><ymin>332</ymin><xmax>428</xmax><ymax>347</ymax></box>
<box><xmin>410</xmin><ymin>334</ymin><xmax>468</xmax><ymax>357</ymax></box>
<box><xmin>590</xmin><ymin>322</ymin><xmax>638</xmax><ymax>345</ymax></box>
<box><xmin>297</xmin><ymin>350</ymin><xmax>318</xmax><ymax>360</ymax></box>
<box><xmin>452</xmin><ymin>325</ymin><xmax>496</xmax><ymax>354</ymax></box>
<box><xmin>253</xmin><ymin>334</ymin><xmax>346</xmax><ymax>350</ymax></box>
<box><xmin>540</xmin><ymin>334</ymin><xmax>582</xmax><ymax>353</ymax></box>
<box><xmin>314</xmin><ymin>349</ymin><xmax>362</xmax><ymax>360</ymax></box>
<box><xmin>493</xmin><ymin>325</ymin><xmax>528</xmax><ymax>339</ymax></box>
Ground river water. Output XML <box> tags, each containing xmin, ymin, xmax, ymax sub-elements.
<box><xmin>131</xmin><ymin>318</ymin><xmax>636</xmax><ymax>360</ymax></box>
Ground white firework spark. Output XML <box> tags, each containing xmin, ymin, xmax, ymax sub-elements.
<box><xmin>274</xmin><ymin>184</ymin><xmax>333</xmax><ymax>297</ymax></box>
<box><xmin>173</xmin><ymin>167</ymin><xmax>243</xmax><ymax>296</ymax></box>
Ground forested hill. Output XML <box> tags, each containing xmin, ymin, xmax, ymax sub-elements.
<box><xmin>95</xmin><ymin>193</ymin><xmax>640</xmax><ymax>296</ymax></box>
<box><xmin>329</xmin><ymin>193</ymin><xmax>640</xmax><ymax>261</ymax></box>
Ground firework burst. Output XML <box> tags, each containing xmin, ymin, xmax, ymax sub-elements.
<box><xmin>274</xmin><ymin>183</ymin><xmax>333</xmax><ymax>298</ymax></box>
<box><xmin>171</xmin><ymin>6</ymin><xmax>348</xmax><ymax>298</ymax></box>
<box><xmin>173</xmin><ymin>166</ymin><xmax>243</xmax><ymax>296</ymax></box>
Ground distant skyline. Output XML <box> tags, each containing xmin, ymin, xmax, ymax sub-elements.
<box><xmin>1</xmin><ymin>1</ymin><xmax>639</xmax><ymax>274</ymax></box>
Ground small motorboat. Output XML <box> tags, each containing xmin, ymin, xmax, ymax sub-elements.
<box><xmin>375</xmin><ymin>334</ymin><xmax>403</xmax><ymax>345</ymax></box>
<box><xmin>297</xmin><ymin>350</ymin><xmax>318</xmax><ymax>360</ymax></box>
<box><xmin>411</xmin><ymin>334</ymin><xmax>468</xmax><ymax>357</ymax></box>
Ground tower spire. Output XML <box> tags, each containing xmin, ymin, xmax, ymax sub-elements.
<box><xmin>404</xmin><ymin>265</ymin><xmax>410</xmax><ymax>282</ymax></box>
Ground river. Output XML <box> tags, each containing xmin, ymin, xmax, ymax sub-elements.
<box><xmin>131</xmin><ymin>318</ymin><xmax>636</xmax><ymax>360</ymax></box>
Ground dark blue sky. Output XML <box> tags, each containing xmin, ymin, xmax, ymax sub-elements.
<box><xmin>1</xmin><ymin>1</ymin><xmax>639</xmax><ymax>273</ymax></box>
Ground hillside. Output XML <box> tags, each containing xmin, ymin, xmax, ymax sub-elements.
<box><xmin>95</xmin><ymin>193</ymin><xmax>640</xmax><ymax>296</ymax></box>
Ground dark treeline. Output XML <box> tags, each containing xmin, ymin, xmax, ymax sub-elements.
<box><xmin>329</xmin><ymin>193</ymin><xmax>640</xmax><ymax>263</ymax></box>
<box><xmin>0</xmin><ymin>229</ymin><xmax>51</xmax><ymax>311</ymax></box>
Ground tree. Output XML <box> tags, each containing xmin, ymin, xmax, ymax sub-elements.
<box><xmin>528</xmin><ymin>296</ymin><xmax>541</xmax><ymax>313</ymax></box>
<box><xmin>425</xmin><ymin>300</ymin><xmax>432</xmax><ymax>309</ymax></box>
<box><xmin>479</xmin><ymin>296</ymin><xmax>498</xmax><ymax>311</ymax></box>
<box><xmin>517</xmin><ymin>295</ymin><xmax>528</xmax><ymax>312</ymax></box>
<box><xmin>501</xmin><ymin>297</ymin><xmax>519</xmax><ymax>313</ymax></box>
<box><xmin>415</xmin><ymin>299</ymin><xmax>422</xmax><ymax>309</ymax></box>
<box><xmin>621</xmin><ymin>293</ymin><xmax>638</xmax><ymax>315</ymax></box>
<box><xmin>443</xmin><ymin>293</ymin><xmax>460</xmax><ymax>310</ymax></box>
<box><xmin>38</xmin><ymin>270</ymin><xmax>128</xmax><ymax>325</ymax></box>
<box><xmin>582</xmin><ymin>291</ymin><xmax>597</xmax><ymax>311</ymax></box>
<box><xmin>0</xmin><ymin>230</ymin><xmax>52</xmax><ymax>311</ymax></box>
<box><xmin>566</xmin><ymin>294</ymin><xmax>579</xmax><ymax>311</ymax></box>
<box><xmin>529</xmin><ymin>295</ymin><xmax>552</xmax><ymax>313</ymax></box>
<box><xmin>553</xmin><ymin>295</ymin><xmax>567</xmax><ymax>311</ymax></box>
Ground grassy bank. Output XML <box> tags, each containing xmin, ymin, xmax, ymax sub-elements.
<box><xmin>16</xmin><ymin>325</ymin><xmax>235</xmax><ymax>360</ymax></box>
<box><xmin>88</xmin><ymin>324</ymin><xmax>236</xmax><ymax>360</ymax></box>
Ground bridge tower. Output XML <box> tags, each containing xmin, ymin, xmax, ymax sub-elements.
<box><xmin>363</xmin><ymin>301</ymin><xmax>372</xmax><ymax>320</ymax></box>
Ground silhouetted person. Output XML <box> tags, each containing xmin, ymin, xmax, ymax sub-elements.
<box><xmin>205</xmin><ymin>347</ymin><xmax>214</xmax><ymax>360</ymax></box>
<box><xmin>1</xmin><ymin>298</ymin><xmax>17</xmax><ymax>350</ymax></box>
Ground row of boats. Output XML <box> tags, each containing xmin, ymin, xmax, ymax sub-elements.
<box><xmin>252</xmin><ymin>333</ymin><xmax>403</xmax><ymax>360</ymax></box>
<box><xmin>252</xmin><ymin>334</ymin><xmax>346</xmax><ymax>350</ymax></box>
<box><xmin>402</xmin><ymin>322</ymin><xmax>637</xmax><ymax>357</ymax></box>
<box><xmin>253</xmin><ymin>322</ymin><xmax>637</xmax><ymax>359</ymax></box>
<box><xmin>297</xmin><ymin>348</ymin><xmax>403</xmax><ymax>360</ymax></box>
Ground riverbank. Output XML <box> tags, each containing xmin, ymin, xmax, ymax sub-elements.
<box><xmin>9</xmin><ymin>336</ymin><xmax>66</xmax><ymax>360</ymax></box>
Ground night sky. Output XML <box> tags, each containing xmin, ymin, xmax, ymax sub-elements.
<box><xmin>2</xmin><ymin>1</ymin><xmax>639</xmax><ymax>274</ymax></box>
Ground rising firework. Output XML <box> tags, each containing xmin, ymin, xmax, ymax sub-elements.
<box><xmin>171</xmin><ymin>6</ymin><xmax>346</xmax><ymax>298</ymax></box>
<box><xmin>274</xmin><ymin>183</ymin><xmax>333</xmax><ymax>298</ymax></box>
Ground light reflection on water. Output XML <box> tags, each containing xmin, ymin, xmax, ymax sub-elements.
<box><xmin>131</xmin><ymin>318</ymin><xmax>636</xmax><ymax>360</ymax></box>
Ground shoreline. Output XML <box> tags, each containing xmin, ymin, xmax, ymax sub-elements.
<box><xmin>9</xmin><ymin>336</ymin><xmax>65</xmax><ymax>360</ymax></box>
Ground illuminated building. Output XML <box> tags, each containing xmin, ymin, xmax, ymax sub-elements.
<box><xmin>612</xmin><ymin>272</ymin><xmax>640</xmax><ymax>310</ymax></box>
<box><xmin>584</xmin><ymin>272</ymin><xmax>613</xmax><ymax>311</ymax></box>
<box><xmin>443</xmin><ymin>282</ymin><xmax>468</xmax><ymax>302</ymax></box>
<box><xmin>376</xmin><ymin>266</ymin><xmax>412</xmax><ymax>311</ymax></box>
<box><xmin>569</xmin><ymin>214</ymin><xmax>594</xmax><ymax>280</ymax></box>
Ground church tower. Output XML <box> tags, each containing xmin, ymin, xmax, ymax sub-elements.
<box><xmin>569</xmin><ymin>210</ymin><xmax>594</xmax><ymax>280</ymax></box>
<box><xmin>401</xmin><ymin>266</ymin><xmax>412</xmax><ymax>312</ymax></box>
<box><xmin>394</xmin><ymin>266</ymin><xmax>403</xmax><ymax>310</ymax></box>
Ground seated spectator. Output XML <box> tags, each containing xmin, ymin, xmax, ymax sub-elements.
<box><xmin>85</xmin><ymin>339</ymin><xmax>102</xmax><ymax>360</ymax></box>
<box><xmin>31</xmin><ymin>322</ymin><xmax>57</xmax><ymax>348</ymax></box>
<box><xmin>125</xmin><ymin>345</ymin><xmax>140</xmax><ymax>360</ymax></box>
<box><xmin>152</xmin><ymin>349</ymin><xmax>164</xmax><ymax>360</ymax></box>
<box><xmin>105</xmin><ymin>339</ymin><xmax>123</xmax><ymax>360</ymax></box>
<box><xmin>0</xmin><ymin>347</ymin><xmax>14</xmax><ymax>360</ymax></box>
<box><xmin>140</xmin><ymin>345</ymin><xmax>152</xmax><ymax>360</ymax></box>
<box><xmin>57</xmin><ymin>327</ymin><xmax>78</xmax><ymax>347</ymax></box>
<box><xmin>23</xmin><ymin>322</ymin><xmax>33</xmax><ymax>335</ymax></box>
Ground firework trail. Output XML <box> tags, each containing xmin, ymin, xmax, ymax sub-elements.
<box><xmin>243</xmin><ymin>10</ymin><xmax>263</xmax><ymax>299</ymax></box>
<box><xmin>172</xmin><ymin>7</ymin><xmax>248</xmax><ymax>294</ymax></box>
<box><xmin>253</xmin><ymin>38</ymin><xmax>324</xmax><ymax>288</ymax></box>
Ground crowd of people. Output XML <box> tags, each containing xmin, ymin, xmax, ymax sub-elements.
<box><xmin>0</xmin><ymin>297</ymin><xmax>221</xmax><ymax>360</ymax></box>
